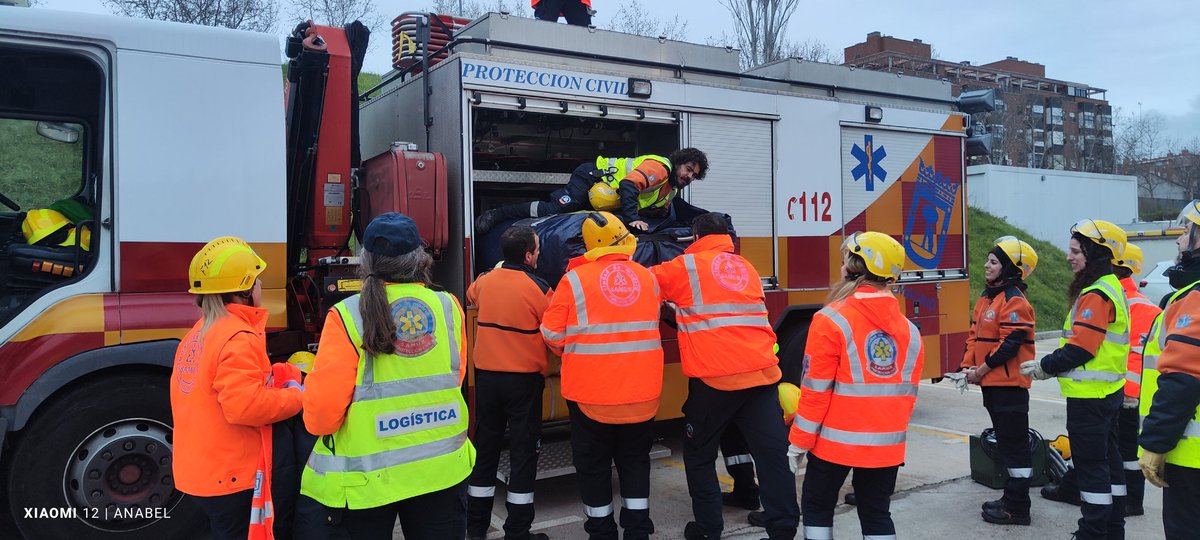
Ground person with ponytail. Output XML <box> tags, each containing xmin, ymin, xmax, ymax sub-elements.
<box><xmin>788</xmin><ymin>231</ymin><xmax>924</xmax><ymax>540</ymax></box>
<box><xmin>961</xmin><ymin>236</ymin><xmax>1039</xmax><ymax>525</ymax></box>
<box><xmin>302</xmin><ymin>212</ymin><xmax>474</xmax><ymax>539</ymax></box>
<box><xmin>1021</xmin><ymin>219</ymin><xmax>1130</xmax><ymax>540</ymax></box>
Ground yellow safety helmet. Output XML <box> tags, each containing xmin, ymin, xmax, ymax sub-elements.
<box><xmin>581</xmin><ymin>211</ymin><xmax>637</xmax><ymax>256</ymax></box>
<box><xmin>1177</xmin><ymin>199</ymin><xmax>1200</xmax><ymax>228</ymax></box>
<box><xmin>187</xmin><ymin>236</ymin><xmax>266</xmax><ymax>294</ymax></box>
<box><xmin>777</xmin><ymin>382</ymin><xmax>801</xmax><ymax>422</ymax></box>
<box><xmin>22</xmin><ymin>208</ymin><xmax>71</xmax><ymax>245</ymax></box>
<box><xmin>993</xmin><ymin>236</ymin><xmax>1038</xmax><ymax>279</ymax></box>
<box><xmin>587</xmin><ymin>182</ymin><xmax>621</xmax><ymax>211</ymax></box>
<box><xmin>842</xmin><ymin>231</ymin><xmax>905</xmax><ymax>280</ymax></box>
<box><xmin>1070</xmin><ymin>218</ymin><xmax>1127</xmax><ymax>265</ymax></box>
<box><xmin>1115</xmin><ymin>242</ymin><xmax>1144</xmax><ymax>275</ymax></box>
<box><xmin>63</xmin><ymin>225</ymin><xmax>92</xmax><ymax>252</ymax></box>
<box><xmin>287</xmin><ymin>351</ymin><xmax>316</xmax><ymax>374</ymax></box>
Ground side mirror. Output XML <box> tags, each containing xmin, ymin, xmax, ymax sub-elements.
<box><xmin>36</xmin><ymin>121</ymin><xmax>82</xmax><ymax>144</ymax></box>
<box><xmin>957</xmin><ymin>89</ymin><xmax>996</xmax><ymax>115</ymax></box>
<box><xmin>965</xmin><ymin>122</ymin><xmax>993</xmax><ymax>157</ymax></box>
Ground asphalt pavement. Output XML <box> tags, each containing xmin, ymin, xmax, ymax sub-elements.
<box><xmin>470</xmin><ymin>337</ymin><xmax>1166</xmax><ymax>539</ymax></box>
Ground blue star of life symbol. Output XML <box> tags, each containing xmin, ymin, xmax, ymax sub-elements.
<box><xmin>1010</xmin><ymin>312</ymin><xmax>1019</xmax><ymax>322</ymax></box>
<box><xmin>1177</xmin><ymin>314</ymin><xmax>1193</xmax><ymax>329</ymax></box>
<box><xmin>1079</xmin><ymin>308</ymin><xmax>1093</xmax><ymax>320</ymax></box>
<box><xmin>851</xmin><ymin>134</ymin><xmax>888</xmax><ymax>191</ymax></box>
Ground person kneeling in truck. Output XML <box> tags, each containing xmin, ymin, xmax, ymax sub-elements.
<box><xmin>475</xmin><ymin>148</ymin><xmax>708</xmax><ymax>234</ymax></box>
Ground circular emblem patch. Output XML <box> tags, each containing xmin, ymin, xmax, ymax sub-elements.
<box><xmin>983</xmin><ymin>309</ymin><xmax>996</xmax><ymax>322</ymax></box>
<box><xmin>391</xmin><ymin>298</ymin><xmax>438</xmax><ymax>356</ymax></box>
<box><xmin>175</xmin><ymin>332</ymin><xmax>202</xmax><ymax>394</ymax></box>
<box><xmin>865</xmin><ymin>330</ymin><xmax>898</xmax><ymax>377</ymax></box>
<box><xmin>599</xmin><ymin>264</ymin><xmax>641</xmax><ymax>306</ymax></box>
<box><xmin>711</xmin><ymin>252</ymin><xmax>750</xmax><ymax>291</ymax></box>
<box><xmin>559</xmin><ymin>194</ymin><xmax>573</xmax><ymax>205</ymax></box>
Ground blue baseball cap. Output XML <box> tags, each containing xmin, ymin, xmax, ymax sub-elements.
<box><xmin>363</xmin><ymin>212</ymin><xmax>422</xmax><ymax>257</ymax></box>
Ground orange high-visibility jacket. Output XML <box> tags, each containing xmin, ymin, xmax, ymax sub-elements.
<box><xmin>170</xmin><ymin>303</ymin><xmax>303</xmax><ymax>496</ymax></box>
<box><xmin>961</xmin><ymin>285</ymin><xmax>1036</xmax><ymax>388</ymax></box>
<box><xmin>789</xmin><ymin>286</ymin><xmax>924</xmax><ymax>468</ymax></box>
<box><xmin>467</xmin><ymin>264</ymin><xmax>553</xmax><ymax>374</ymax></box>
<box><xmin>540</xmin><ymin>252</ymin><xmax>663</xmax><ymax>409</ymax></box>
<box><xmin>651</xmin><ymin>234</ymin><xmax>777</xmax><ymax>379</ymax></box>
<box><xmin>1122</xmin><ymin>277</ymin><xmax>1162</xmax><ymax>399</ymax></box>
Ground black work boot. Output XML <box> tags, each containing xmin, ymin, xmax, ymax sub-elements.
<box><xmin>982</xmin><ymin>505</ymin><xmax>1031</xmax><ymax>525</ymax></box>
<box><xmin>683</xmin><ymin>521</ymin><xmax>716</xmax><ymax>539</ymax></box>
<box><xmin>981</xmin><ymin>498</ymin><xmax>1005</xmax><ymax>511</ymax></box>
<box><xmin>721</xmin><ymin>489</ymin><xmax>760</xmax><ymax>511</ymax></box>
<box><xmin>747</xmin><ymin>510</ymin><xmax>767</xmax><ymax>527</ymax></box>
<box><xmin>1041</xmin><ymin>483</ymin><xmax>1081</xmax><ymax>506</ymax></box>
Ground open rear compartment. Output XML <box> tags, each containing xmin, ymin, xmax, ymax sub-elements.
<box><xmin>468</xmin><ymin>102</ymin><xmax>681</xmax><ymax>277</ymax></box>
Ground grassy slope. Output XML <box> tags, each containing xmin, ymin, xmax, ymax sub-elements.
<box><xmin>0</xmin><ymin>119</ymin><xmax>84</xmax><ymax>210</ymax></box>
<box><xmin>968</xmin><ymin>207</ymin><xmax>1073</xmax><ymax>331</ymax></box>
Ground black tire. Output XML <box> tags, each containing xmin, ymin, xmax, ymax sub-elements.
<box><xmin>776</xmin><ymin>320</ymin><xmax>810</xmax><ymax>385</ymax></box>
<box><xmin>7</xmin><ymin>374</ymin><xmax>207</xmax><ymax>540</ymax></box>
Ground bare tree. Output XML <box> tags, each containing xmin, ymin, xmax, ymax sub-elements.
<box><xmin>605</xmin><ymin>0</ymin><xmax>688</xmax><ymax>41</ymax></box>
<box><xmin>428</xmin><ymin>0</ymin><xmax>528</xmax><ymax>18</ymax></box>
<box><xmin>780</xmin><ymin>36</ymin><xmax>836</xmax><ymax>63</ymax></box>
<box><xmin>101</xmin><ymin>0</ymin><xmax>279</xmax><ymax>32</ymax></box>
<box><xmin>718</xmin><ymin>0</ymin><xmax>800</xmax><ymax>69</ymax></box>
<box><xmin>289</xmin><ymin>0</ymin><xmax>384</xmax><ymax>33</ymax></box>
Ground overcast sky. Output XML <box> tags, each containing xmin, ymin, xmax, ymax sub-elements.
<box><xmin>42</xmin><ymin>0</ymin><xmax>1200</xmax><ymax>146</ymax></box>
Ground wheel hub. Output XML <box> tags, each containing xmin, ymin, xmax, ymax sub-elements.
<box><xmin>65</xmin><ymin>419</ymin><xmax>180</xmax><ymax>532</ymax></box>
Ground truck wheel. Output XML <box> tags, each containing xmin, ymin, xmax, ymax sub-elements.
<box><xmin>6</xmin><ymin>375</ymin><xmax>206</xmax><ymax>539</ymax></box>
<box><xmin>776</xmin><ymin>321</ymin><xmax>810</xmax><ymax>385</ymax></box>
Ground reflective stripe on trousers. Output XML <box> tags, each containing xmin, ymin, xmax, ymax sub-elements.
<box><xmin>804</xmin><ymin>526</ymin><xmax>833</xmax><ymax>539</ymax></box>
<box><xmin>467</xmin><ymin>485</ymin><xmax>495</xmax><ymax>498</ymax></box>
<box><xmin>725</xmin><ymin>454</ymin><xmax>753</xmax><ymax>466</ymax></box>
<box><xmin>585</xmin><ymin>503</ymin><xmax>613</xmax><ymax>517</ymax></box>
<box><xmin>507</xmin><ymin>491</ymin><xmax>534</xmax><ymax>505</ymax></box>
<box><xmin>623</xmin><ymin>497</ymin><xmax>649</xmax><ymax>510</ymax></box>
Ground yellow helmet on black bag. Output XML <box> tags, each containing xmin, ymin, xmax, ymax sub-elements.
<box><xmin>587</xmin><ymin>182</ymin><xmax>621</xmax><ymax>211</ymax></box>
<box><xmin>581</xmin><ymin>212</ymin><xmax>636</xmax><ymax>256</ymax></box>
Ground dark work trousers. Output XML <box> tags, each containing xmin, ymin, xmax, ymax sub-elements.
<box><xmin>191</xmin><ymin>489</ymin><xmax>253</xmax><ymax>540</ymax></box>
<box><xmin>1163</xmin><ymin>464</ymin><xmax>1200</xmax><ymax>540</ymax></box>
<box><xmin>332</xmin><ymin>479</ymin><xmax>467</xmax><ymax>540</ymax></box>
<box><xmin>467</xmin><ymin>370</ymin><xmax>545</xmax><ymax>539</ymax></box>
<box><xmin>293</xmin><ymin>495</ymin><xmax>351</xmax><ymax>540</ymax></box>
<box><xmin>533</xmin><ymin>0</ymin><xmax>592</xmax><ymax>26</ymax></box>
<box><xmin>566</xmin><ymin>401</ymin><xmax>654</xmax><ymax>540</ymax></box>
<box><xmin>1067</xmin><ymin>389</ymin><xmax>1125</xmax><ymax>540</ymax></box>
<box><xmin>720</xmin><ymin>423</ymin><xmax>759</xmax><ymax>499</ymax></box>
<box><xmin>487</xmin><ymin>165</ymin><xmax>599</xmax><ymax>224</ymax></box>
<box><xmin>982</xmin><ymin>386</ymin><xmax>1033</xmax><ymax>516</ymax></box>
<box><xmin>683</xmin><ymin>379</ymin><xmax>799</xmax><ymax>539</ymax></box>
<box><xmin>272</xmin><ymin>412</ymin><xmax>321</xmax><ymax>539</ymax></box>
<box><xmin>1116</xmin><ymin>405</ymin><xmax>1145</xmax><ymax>510</ymax></box>
<box><xmin>801</xmin><ymin>452</ymin><xmax>898</xmax><ymax>539</ymax></box>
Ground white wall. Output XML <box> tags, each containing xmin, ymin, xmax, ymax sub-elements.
<box><xmin>967</xmin><ymin>165</ymin><xmax>1138</xmax><ymax>252</ymax></box>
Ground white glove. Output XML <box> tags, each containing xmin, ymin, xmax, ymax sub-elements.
<box><xmin>1020</xmin><ymin>360</ymin><xmax>1052</xmax><ymax>380</ymax></box>
<box><xmin>1122</xmin><ymin>396</ymin><xmax>1139</xmax><ymax>409</ymax></box>
<box><xmin>787</xmin><ymin>444</ymin><xmax>807</xmax><ymax>475</ymax></box>
<box><xmin>942</xmin><ymin>372</ymin><xmax>969</xmax><ymax>394</ymax></box>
